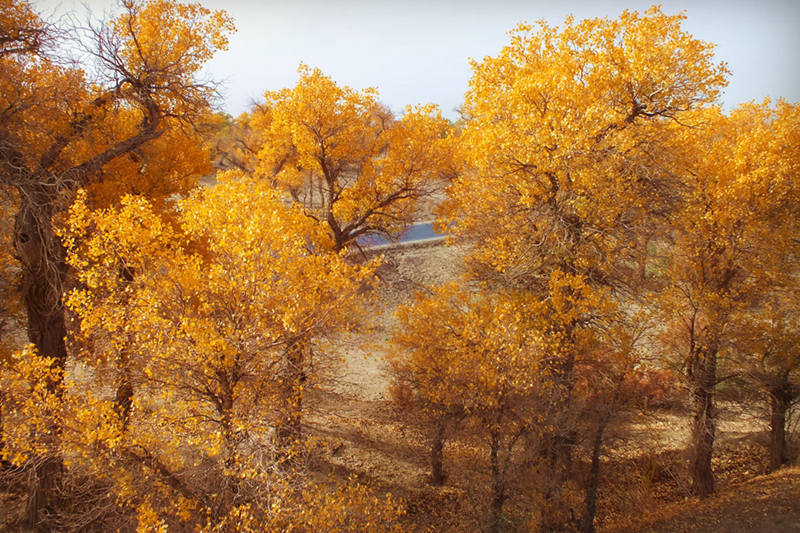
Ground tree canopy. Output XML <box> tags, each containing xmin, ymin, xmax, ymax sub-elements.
<box><xmin>1</xmin><ymin>2</ymin><xmax>799</xmax><ymax>531</ymax></box>
<box><xmin>253</xmin><ymin>65</ymin><xmax>459</xmax><ymax>251</ymax></box>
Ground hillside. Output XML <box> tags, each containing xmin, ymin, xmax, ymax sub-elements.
<box><xmin>618</xmin><ymin>467</ymin><xmax>800</xmax><ymax>532</ymax></box>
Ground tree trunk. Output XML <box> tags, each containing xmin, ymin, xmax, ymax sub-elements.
<box><xmin>0</xmin><ymin>393</ymin><xmax>5</xmax><ymax>469</ymax></box>
<box><xmin>218</xmin><ymin>384</ymin><xmax>239</xmax><ymax>518</ymax></box>
<box><xmin>15</xmin><ymin>201</ymin><xmax>69</xmax><ymax>371</ymax></box>
<box><xmin>689</xmin><ymin>346</ymin><xmax>716</xmax><ymax>498</ymax></box>
<box><xmin>114</xmin><ymin>365</ymin><xmax>134</xmax><ymax>431</ymax></box>
<box><xmin>15</xmin><ymin>199</ymin><xmax>68</xmax><ymax>530</ymax></box>
<box><xmin>23</xmin><ymin>277</ymin><xmax>68</xmax><ymax>372</ymax></box>
<box><xmin>488</xmin><ymin>432</ymin><xmax>505</xmax><ymax>533</ymax></box>
<box><xmin>540</xmin><ymin>336</ymin><xmax>579</xmax><ymax>528</ymax></box>
<box><xmin>580</xmin><ymin>419</ymin><xmax>607</xmax><ymax>533</ymax></box>
<box><xmin>768</xmin><ymin>389</ymin><xmax>791</xmax><ymax>472</ymax></box>
<box><xmin>430</xmin><ymin>418</ymin><xmax>447</xmax><ymax>486</ymax></box>
<box><xmin>276</xmin><ymin>341</ymin><xmax>305</xmax><ymax>457</ymax></box>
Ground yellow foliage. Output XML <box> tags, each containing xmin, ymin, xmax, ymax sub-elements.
<box><xmin>108</xmin><ymin>0</ymin><xmax>235</xmax><ymax>115</ymax></box>
<box><xmin>441</xmin><ymin>5</ymin><xmax>729</xmax><ymax>291</ymax></box>
<box><xmin>658</xmin><ymin>100</ymin><xmax>800</xmax><ymax>360</ymax></box>
<box><xmin>254</xmin><ymin>65</ymin><xmax>459</xmax><ymax>250</ymax></box>
<box><xmin>0</xmin><ymin>0</ymin><xmax>46</xmax><ymax>56</ymax></box>
<box><xmin>204</xmin><ymin>478</ymin><xmax>405</xmax><ymax>532</ymax></box>
<box><xmin>391</xmin><ymin>284</ymin><xmax>547</xmax><ymax>433</ymax></box>
<box><xmin>53</xmin><ymin>174</ymin><xmax>382</xmax><ymax>528</ymax></box>
<box><xmin>0</xmin><ymin>345</ymin><xmax>63</xmax><ymax>465</ymax></box>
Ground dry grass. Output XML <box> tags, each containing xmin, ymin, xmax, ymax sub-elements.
<box><xmin>305</xmin><ymin>240</ymin><xmax>799</xmax><ymax>532</ymax></box>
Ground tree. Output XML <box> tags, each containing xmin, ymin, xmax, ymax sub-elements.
<box><xmin>0</xmin><ymin>0</ymin><xmax>232</xmax><ymax>371</ymax></box>
<box><xmin>442</xmin><ymin>7</ymin><xmax>728</xmax><ymax>291</ymax></box>
<box><xmin>208</xmin><ymin>109</ymin><xmax>267</xmax><ymax>174</ymax></box>
<box><xmin>439</xmin><ymin>5</ymin><xmax>729</xmax><ymax>519</ymax></box>
<box><xmin>572</xmin><ymin>311</ymin><xmax>663</xmax><ymax>533</ymax></box>
<box><xmin>1</xmin><ymin>175</ymin><xmax>390</xmax><ymax>529</ymax></box>
<box><xmin>658</xmin><ymin>100</ymin><xmax>800</xmax><ymax>496</ymax></box>
<box><xmin>0</xmin><ymin>0</ymin><xmax>53</xmax><ymax>57</ymax></box>
<box><xmin>0</xmin><ymin>0</ymin><xmax>234</xmax><ymax>526</ymax></box>
<box><xmin>391</xmin><ymin>283</ymin><xmax>549</xmax><ymax>532</ymax></box>
<box><xmin>253</xmin><ymin>65</ymin><xmax>459</xmax><ymax>251</ymax></box>
<box><xmin>732</xmin><ymin>289</ymin><xmax>800</xmax><ymax>471</ymax></box>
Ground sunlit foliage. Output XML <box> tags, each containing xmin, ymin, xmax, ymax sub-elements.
<box><xmin>658</xmin><ymin>100</ymin><xmax>800</xmax><ymax>495</ymax></box>
<box><xmin>253</xmin><ymin>65</ymin><xmax>460</xmax><ymax>251</ymax></box>
<box><xmin>2</xmin><ymin>175</ymin><xmax>395</xmax><ymax>530</ymax></box>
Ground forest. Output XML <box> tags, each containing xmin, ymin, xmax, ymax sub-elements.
<box><xmin>1</xmin><ymin>1</ymin><xmax>799</xmax><ymax>531</ymax></box>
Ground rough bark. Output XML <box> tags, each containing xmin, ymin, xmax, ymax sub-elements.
<box><xmin>540</xmin><ymin>339</ymin><xmax>579</xmax><ymax>529</ymax></box>
<box><xmin>689</xmin><ymin>346</ymin><xmax>717</xmax><ymax>498</ymax></box>
<box><xmin>488</xmin><ymin>432</ymin><xmax>505</xmax><ymax>533</ymax></box>
<box><xmin>0</xmin><ymin>391</ymin><xmax>6</xmax><ymax>469</ymax></box>
<box><xmin>15</xmin><ymin>198</ymin><xmax>67</xmax><ymax>530</ymax></box>
<box><xmin>768</xmin><ymin>389</ymin><xmax>792</xmax><ymax>472</ymax></box>
<box><xmin>25</xmin><ymin>456</ymin><xmax>61</xmax><ymax>532</ymax></box>
<box><xmin>15</xmin><ymin>200</ymin><xmax>68</xmax><ymax>372</ymax></box>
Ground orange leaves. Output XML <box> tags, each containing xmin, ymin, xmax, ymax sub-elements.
<box><xmin>659</xmin><ymin>100</ymin><xmax>800</xmax><ymax>337</ymax></box>
<box><xmin>89</xmin><ymin>121</ymin><xmax>213</xmax><ymax>209</ymax></box>
<box><xmin>0</xmin><ymin>0</ymin><xmax>47</xmax><ymax>56</ymax></box>
<box><xmin>66</xmin><ymin>174</ymin><xmax>375</xmax><ymax>391</ymax></box>
<box><xmin>59</xmin><ymin>174</ymin><xmax>381</xmax><ymax>526</ymax></box>
<box><xmin>2</xmin><ymin>0</ymin><xmax>233</xmax><ymax>187</ymax></box>
<box><xmin>391</xmin><ymin>284</ymin><xmax>544</xmax><ymax>423</ymax></box>
<box><xmin>256</xmin><ymin>65</ymin><xmax>380</xmax><ymax>184</ymax></box>
<box><xmin>445</xmin><ymin>6</ymin><xmax>730</xmax><ymax>294</ymax></box>
<box><xmin>253</xmin><ymin>65</ymin><xmax>458</xmax><ymax>250</ymax></box>
<box><xmin>108</xmin><ymin>0</ymin><xmax>234</xmax><ymax>112</ymax></box>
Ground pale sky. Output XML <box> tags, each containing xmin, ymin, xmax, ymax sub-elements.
<box><xmin>36</xmin><ymin>0</ymin><xmax>800</xmax><ymax>120</ymax></box>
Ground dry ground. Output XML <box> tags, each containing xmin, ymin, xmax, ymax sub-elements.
<box><xmin>306</xmin><ymin>239</ymin><xmax>799</xmax><ymax>532</ymax></box>
<box><xmin>2</xmin><ymin>237</ymin><xmax>796</xmax><ymax>531</ymax></box>
<box><xmin>620</xmin><ymin>467</ymin><xmax>800</xmax><ymax>532</ymax></box>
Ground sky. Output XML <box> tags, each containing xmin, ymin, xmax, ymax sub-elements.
<box><xmin>36</xmin><ymin>0</ymin><xmax>800</xmax><ymax>120</ymax></box>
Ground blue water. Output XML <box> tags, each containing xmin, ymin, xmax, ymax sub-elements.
<box><xmin>356</xmin><ymin>222</ymin><xmax>444</xmax><ymax>248</ymax></box>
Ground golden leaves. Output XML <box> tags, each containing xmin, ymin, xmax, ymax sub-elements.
<box><xmin>390</xmin><ymin>284</ymin><xmax>545</xmax><ymax>423</ymax></box>
<box><xmin>252</xmin><ymin>66</ymin><xmax>459</xmax><ymax>250</ymax></box>
<box><xmin>110</xmin><ymin>0</ymin><xmax>235</xmax><ymax>108</ymax></box>
<box><xmin>0</xmin><ymin>345</ymin><xmax>63</xmax><ymax>465</ymax></box>
<box><xmin>444</xmin><ymin>6</ymin><xmax>731</xmax><ymax>293</ymax></box>
<box><xmin>53</xmin><ymin>173</ymin><xmax>383</xmax><ymax>528</ymax></box>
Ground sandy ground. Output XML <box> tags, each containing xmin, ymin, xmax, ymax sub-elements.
<box><xmin>304</xmin><ymin>237</ymin><xmax>797</xmax><ymax>531</ymax></box>
<box><xmin>333</xmin><ymin>239</ymin><xmax>468</xmax><ymax>401</ymax></box>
